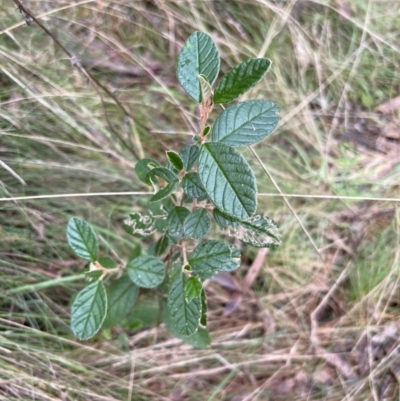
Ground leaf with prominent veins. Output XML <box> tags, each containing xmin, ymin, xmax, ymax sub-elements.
<box><xmin>177</xmin><ymin>31</ymin><xmax>220</xmax><ymax>103</ymax></box>
<box><xmin>168</xmin><ymin>272</ymin><xmax>201</xmax><ymax>336</ymax></box>
<box><xmin>213</xmin><ymin>58</ymin><xmax>271</xmax><ymax>104</ymax></box>
<box><xmin>71</xmin><ymin>280</ymin><xmax>107</xmax><ymax>340</ymax></box>
<box><xmin>212</xmin><ymin>100</ymin><xmax>279</xmax><ymax>147</ymax></box>
<box><xmin>198</xmin><ymin>142</ymin><xmax>257</xmax><ymax>220</ymax></box>
<box><xmin>67</xmin><ymin>217</ymin><xmax>99</xmax><ymax>262</ymax></box>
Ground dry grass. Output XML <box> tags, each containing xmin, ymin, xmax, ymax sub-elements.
<box><xmin>1</xmin><ymin>0</ymin><xmax>400</xmax><ymax>400</ymax></box>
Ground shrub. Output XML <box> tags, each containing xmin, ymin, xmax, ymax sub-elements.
<box><xmin>66</xmin><ymin>31</ymin><xmax>281</xmax><ymax>347</ymax></box>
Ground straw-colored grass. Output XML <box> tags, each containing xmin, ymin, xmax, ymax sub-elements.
<box><xmin>1</xmin><ymin>0</ymin><xmax>399</xmax><ymax>399</ymax></box>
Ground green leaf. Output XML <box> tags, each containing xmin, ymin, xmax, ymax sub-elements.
<box><xmin>162</xmin><ymin>301</ymin><xmax>211</xmax><ymax>349</ymax></box>
<box><xmin>200</xmin><ymin>289</ymin><xmax>207</xmax><ymax>327</ymax></box>
<box><xmin>102</xmin><ymin>275</ymin><xmax>139</xmax><ymax>329</ymax></box>
<box><xmin>213</xmin><ymin>209</ymin><xmax>282</xmax><ymax>247</ymax></box>
<box><xmin>146</xmin><ymin>167</ymin><xmax>179</xmax><ymax>203</ymax></box>
<box><xmin>98</xmin><ymin>256</ymin><xmax>118</xmax><ymax>269</ymax></box>
<box><xmin>184</xmin><ymin>276</ymin><xmax>203</xmax><ymax>303</ymax></box>
<box><xmin>212</xmin><ymin>100</ymin><xmax>279</xmax><ymax>147</ymax></box>
<box><xmin>148</xmin><ymin>200</ymin><xmax>169</xmax><ymax>217</ymax></box>
<box><xmin>186</xmin><ymin>326</ymin><xmax>211</xmax><ymax>348</ymax></box>
<box><xmin>127</xmin><ymin>256</ymin><xmax>165</xmax><ymax>288</ymax></box>
<box><xmin>169</xmin><ymin>263</ymin><xmax>183</xmax><ymax>285</ymax></box>
<box><xmin>154</xmin><ymin>234</ymin><xmax>169</xmax><ymax>256</ymax></box>
<box><xmin>128</xmin><ymin>244</ymin><xmax>142</xmax><ymax>262</ymax></box>
<box><xmin>161</xmin><ymin>197</ymin><xmax>175</xmax><ymax>213</ymax></box>
<box><xmin>184</xmin><ymin>208</ymin><xmax>210</xmax><ymax>240</ymax></box>
<box><xmin>148</xmin><ymin>201</ymin><xmax>169</xmax><ymax>233</ymax></box>
<box><xmin>71</xmin><ymin>280</ymin><xmax>107</xmax><ymax>340</ymax></box>
<box><xmin>166</xmin><ymin>151</ymin><xmax>184</xmax><ymax>171</ymax></box>
<box><xmin>192</xmin><ymin>135</ymin><xmax>200</xmax><ymax>145</ymax></box>
<box><xmin>150</xmin><ymin>181</ymin><xmax>178</xmax><ymax>202</ymax></box>
<box><xmin>219</xmin><ymin>244</ymin><xmax>241</xmax><ymax>272</ymax></box>
<box><xmin>198</xmin><ymin>74</ymin><xmax>213</xmax><ymax>102</ymax></box>
<box><xmin>127</xmin><ymin>299</ymin><xmax>159</xmax><ymax>330</ymax></box>
<box><xmin>213</xmin><ymin>58</ymin><xmax>272</xmax><ymax>104</ymax></box>
<box><xmin>67</xmin><ymin>217</ymin><xmax>99</xmax><ymax>262</ymax></box>
<box><xmin>213</xmin><ymin>207</ymin><xmax>233</xmax><ymax>229</ymax></box>
<box><xmin>168</xmin><ymin>234</ymin><xmax>180</xmax><ymax>247</ymax></box>
<box><xmin>182</xmin><ymin>172</ymin><xmax>207</xmax><ymax>199</ymax></box>
<box><xmin>168</xmin><ymin>272</ymin><xmax>202</xmax><ymax>336</ymax></box>
<box><xmin>198</xmin><ymin>143</ymin><xmax>257</xmax><ymax>220</ymax></box>
<box><xmin>183</xmin><ymin>193</ymin><xmax>194</xmax><ymax>204</ymax></box>
<box><xmin>85</xmin><ymin>270</ymin><xmax>103</xmax><ymax>280</ymax></box>
<box><xmin>180</xmin><ymin>145</ymin><xmax>200</xmax><ymax>171</ymax></box>
<box><xmin>146</xmin><ymin>167</ymin><xmax>178</xmax><ymax>184</ymax></box>
<box><xmin>188</xmin><ymin>240</ymin><xmax>232</xmax><ymax>279</ymax></box>
<box><xmin>177</xmin><ymin>31</ymin><xmax>220</xmax><ymax>103</ymax></box>
<box><xmin>167</xmin><ymin>206</ymin><xmax>191</xmax><ymax>238</ymax></box>
<box><xmin>123</xmin><ymin>212</ymin><xmax>155</xmax><ymax>238</ymax></box>
<box><xmin>203</xmin><ymin>125</ymin><xmax>211</xmax><ymax>137</ymax></box>
<box><xmin>135</xmin><ymin>158</ymin><xmax>159</xmax><ymax>185</ymax></box>
<box><xmin>166</xmin><ymin>162</ymin><xmax>179</xmax><ymax>175</ymax></box>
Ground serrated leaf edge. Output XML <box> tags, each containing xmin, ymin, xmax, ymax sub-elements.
<box><xmin>71</xmin><ymin>280</ymin><xmax>107</xmax><ymax>340</ymax></box>
<box><xmin>67</xmin><ymin>217</ymin><xmax>99</xmax><ymax>262</ymax></box>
